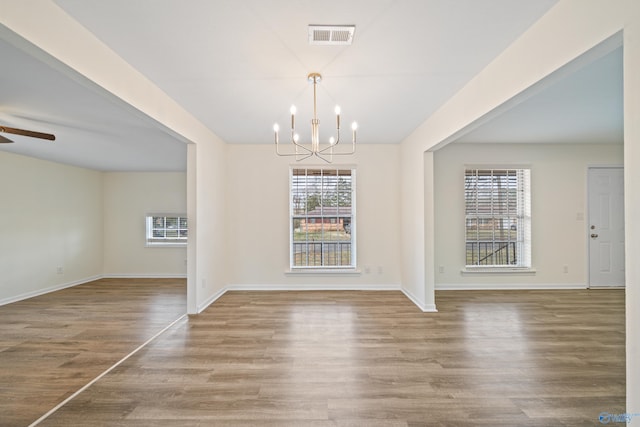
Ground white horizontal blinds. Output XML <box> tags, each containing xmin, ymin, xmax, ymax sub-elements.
<box><xmin>147</xmin><ymin>215</ymin><xmax>188</xmax><ymax>244</ymax></box>
<box><xmin>519</xmin><ymin>169</ymin><xmax>532</xmax><ymax>268</ymax></box>
<box><xmin>291</xmin><ymin>168</ymin><xmax>353</xmax><ymax>268</ymax></box>
<box><xmin>465</xmin><ymin>169</ymin><xmax>531</xmax><ymax>267</ymax></box>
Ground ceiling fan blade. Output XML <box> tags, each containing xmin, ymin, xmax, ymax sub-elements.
<box><xmin>0</xmin><ymin>134</ymin><xmax>13</xmax><ymax>143</ymax></box>
<box><xmin>0</xmin><ymin>126</ymin><xmax>55</xmax><ymax>141</ymax></box>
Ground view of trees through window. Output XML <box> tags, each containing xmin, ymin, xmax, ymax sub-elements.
<box><xmin>291</xmin><ymin>168</ymin><xmax>354</xmax><ymax>268</ymax></box>
<box><xmin>146</xmin><ymin>215</ymin><xmax>188</xmax><ymax>245</ymax></box>
<box><xmin>465</xmin><ymin>169</ymin><xmax>531</xmax><ymax>267</ymax></box>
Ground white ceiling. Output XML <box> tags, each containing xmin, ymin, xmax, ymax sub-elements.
<box><xmin>457</xmin><ymin>45</ymin><xmax>623</xmax><ymax>144</ymax></box>
<box><xmin>0</xmin><ymin>0</ymin><xmax>623</xmax><ymax>172</ymax></box>
<box><xmin>0</xmin><ymin>35</ymin><xmax>188</xmax><ymax>171</ymax></box>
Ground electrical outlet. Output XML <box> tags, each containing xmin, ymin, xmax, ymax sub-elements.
<box><xmin>439</xmin><ymin>266</ymin><xmax>444</xmax><ymax>273</ymax></box>
<box><xmin>563</xmin><ymin>265</ymin><xmax>569</xmax><ymax>274</ymax></box>
<box><xmin>56</xmin><ymin>266</ymin><xmax>64</xmax><ymax>274</ymax></box>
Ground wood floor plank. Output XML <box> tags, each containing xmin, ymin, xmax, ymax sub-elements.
<box><xmin>0</xmin><ymin>278</ymin><xmax>186</xmax><ymax>426</ymax></box>
<box><xmin>2</xmin><ymin>287</ymin><xmax>625</xmax><ymax>426</ymax></box>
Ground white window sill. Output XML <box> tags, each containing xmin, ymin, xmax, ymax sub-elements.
<box><xmin>461</xmin><ymin>267</ymin><xmax>536</xmax><ymax>275</ymax></box>
<box><xmin>145</xmin><ymin>243</ymin><xmax>187</xmax><ymax>248</ymax></box>
<box><xmin>285</xmin><ymin>268</ymin><xmax>361</xmax><ymax>276</ymax></box>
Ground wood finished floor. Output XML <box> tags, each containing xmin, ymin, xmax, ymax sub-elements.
<box><xmin>0</xmin><ymin>278</ymin><xmax>186</xmax><ymax>427</ymax></box>
<box><xmin>1</xmin><ymin>284</ymin><xmax>625</xmax><ymax>426</ymax></box>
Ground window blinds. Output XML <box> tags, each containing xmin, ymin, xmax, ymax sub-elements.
<box><xmin>291</xmin><ymin>168</ymin><xmax>355</xmax><ymax>268</ymax></box>
<box><xmin>464</xmin><ymin>169</ymin><xmax>531</xmax><ymax>267</ymax></box>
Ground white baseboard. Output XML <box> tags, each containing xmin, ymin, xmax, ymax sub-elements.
<box><xmin>1</xmin><ymin>274</ymin><xmax>189</xmax><ymax>307</ymax></box>
<box><xmin>195</xmin><ymin>284</ymin><xmax>446</xmax><ymax>314</ymax></box>
<box><xmin>225</xmin><ymin>283</ymin><xmax>401</xmax><ymax>292</ymax></box>
<box><xmin>436</xmin><ymin>282</ymin><xmax>588</xmax><ymax>290</ymax></box>
<box><xmin>103</xmin><ymin>274</ymin><xmax>187</xmax><ymax>279</ymax></box>
<box><xmin>401</xmin><ymin>287</ymin><xmax>438</xmax><ymax>312</ymax></box>
<box><xmin>195</xmin><ymin>283</ymin><xmax>403</xmax><ymax>314</ymax></box>
<box><xmin>197</xmin><ymin>287</ymin><xmax>227</xmax><ymax>314</ymax></box>
<box><xmin>0</xmin><ymin>275</ymin><xmax>102</xmax><ymax>306</ymax></box>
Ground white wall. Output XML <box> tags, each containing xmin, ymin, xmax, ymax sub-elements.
<box><xmin>225</xmin><ymin>144</ymin><xmax>401</xmax><ymax>289</ymax></box>
<box><xmin>433</xmin><ymin>142</ymin><xmax>623</xmax><ymax>288</ymax></box>
<box><xmin>1</xmin><ymin>0</ymin><xmax>228</xmax><ymax>316</ymax></box>
<box><xmin>398</xmin><ymin>1</ymin><xmax>639</xmax><ymax>415</ymax></box>
<box><xmin>103</xmin><ymin>172</ymin><xmax>187</xmax><ymax>277</ymax></box>
<box><xmin>0</xmin><ymin>151</ymin><xmax>103</xmax><ymax>304</ymax></box>
<box><xmin>0</xmin><ymin>153</ymin><xmax>189</xmax><ymax>304</ymax></box>
<box><xmin>623</xmin><ymin>4</ymin><xmax>640</xmax><ymax>416</ymax></box>
<box><xmin>190</xmin><ymin>138</ymin><xmax>228</xmax><ymax>313</ymax></box>
<box><xmin>400</xmin><ymin>0</ymin><xmax>633</xmax><ymax>308</ymax></box>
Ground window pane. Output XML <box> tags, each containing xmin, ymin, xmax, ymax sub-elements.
<box><xmin>147</xmin><ymin>215</ymin><xmax>188</xmax><ymax>245</ymax></box>
<box><xmin>290</xmin><ymin>168</ymin><xmax>354</xmax><ymax>268</ymax></box>
<box><xmin>465</xmin><ymin>169</ymin><xmax>530</xmax><ymax>267</ymax></box>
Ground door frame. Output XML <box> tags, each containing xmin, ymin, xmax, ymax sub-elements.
<box><xmin>586</xmin><ymin>165</ymin><xmax>624</xmax><ymax>288</ymax></box>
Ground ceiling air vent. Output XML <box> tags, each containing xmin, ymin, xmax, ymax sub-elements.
<box><xmin>308</xmin><ymin>25</ymin><xmax>355</xmax><ymax>46</ymax></box>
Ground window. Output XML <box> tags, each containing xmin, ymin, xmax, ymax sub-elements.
<box><xmin>465</xmin><ymin>168</ymin><xmax>531</xmax><ymax>268</ymax></box>
<box><xmin>146</xmin><ymin>214</ymin><xmax>188</xmax><ymax>246</ymax></box>
<box><xmin>290</xmin><ymin>167</ymin><xmax>355</xmax><ymax>269</ymax></box>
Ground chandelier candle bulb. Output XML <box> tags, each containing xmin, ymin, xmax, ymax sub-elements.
<box><xmin>290</xmin><ymin>105</ymin><xmax>296</xmax><ymax>130</ymax></box>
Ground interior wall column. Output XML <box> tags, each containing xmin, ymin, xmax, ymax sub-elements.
<box><xmin>186</xmin><ymin>143</ymin><xmax>197</xmax><ymax>314</ymax></box>
<box><xmin>624</xmin><ymin>14</ymin><xmax>640</xmax><ymax>416</ymax></box>
<box><xmin>424</xmin><ymin>151</ymin><xmax>437</xmax><ymax>311</ymax></box>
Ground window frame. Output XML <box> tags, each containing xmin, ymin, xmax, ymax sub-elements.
<box><xmin>289</xmin><ymin>166</ymin><xmax>356</xmax><ymax>271</ymax></box>
<box><xmin>145</xmin><ymin>214</ymin><xmax>188</xmax><ymax>247</ymax></box>
<box><xmin>463</xmin><ymin>167</ymin><xmax>532</xmax><ymax>271</ymax></box>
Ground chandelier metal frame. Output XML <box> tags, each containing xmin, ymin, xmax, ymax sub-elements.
<box><xmin>274</xmin><ymin>73</ymin><xmax>357</xmax><ymax>163</ymax></box>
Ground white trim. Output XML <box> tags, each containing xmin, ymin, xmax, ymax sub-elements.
<box><xmin>196</xmin><ymin>283</ymin><xmax>403</xmax><ymax>313</ymax></box>
<box><xmin>227</xmin><ymin>283</ymin><xmax>400</xmax><ymax>291</ymax></box>
<box><xmin>464</xmin><ymin>162</ymin><xmax>532</xmax><ymax>170</ymax></box>
<box><xmin>464</xmin><ymin>167</ymin><xmax>532</xmax><ymax>269</ymax></box>
<box><xmin>145</xmin><ymin>214</ymin><xmax>188</xmax><ymax>246</ymax></box>
<box><xmin>197</xmin><ymin>287</ymin><xmax>227</xmax><ymax>313</ymax></box>
<box><xmin>144</xmin><ymin>242</ymin><xmax>187</xmax><ymax>248</ymax></box>
<box><xmin>436</xmin><ymin>282</ymin><xmax>587</xmax><ymax>290</ymax></box>
<box><xmin>103</xmin><ymin>273</ymin><xmax>187</xmax><ymax>279</ymax></box>
<box><xmin>401</xmin><ymin>287</ymin><xmax>438</xmax><ymax>312</ymax></box>
<box><xmin>461</xmin><ymin>267</ymin><xmax>536</xmax><ymax>275</ymax></box>
<box><xmin>1</xmin><ymin>274</ymin><xmax>187</xmax><ymax>307</ymax></box>
<box><xmin>194</xmin><ymin>285</ymin><xmax>441</xmax><ymax>314</ymax></box>
<box><xmin>0</xmin><ymin>275</ymin><xmax>102</xmax><ymax>306</ymax></box>
<box><xmin>285</xmin><ymin>268</ymin><xmax>362</xmax><ymax>276</ymax></box>
<box><xmin>289</xmin><ymin>166</ymin><xmax>356</xmax><ymax>270</ymax></box>
<box><xmin>290</xmin><ymin>163</ymin><xmax>358</xmax><ymax>170</ymax></box>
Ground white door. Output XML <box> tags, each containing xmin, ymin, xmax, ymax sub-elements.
<box><xmin>588</xmin><ymin>167</ymin><xmax>625</xmax><ymax>287</ymax></box>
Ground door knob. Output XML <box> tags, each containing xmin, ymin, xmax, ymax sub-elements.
<box><xmin>591</xmin><ymin>233</ymin><xmax>598</xmax><ymax>238</ymax></box>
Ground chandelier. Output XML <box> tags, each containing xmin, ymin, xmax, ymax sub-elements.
<box><xmin>273</xmin><ymin>73</ymin><xmax>357</xmax><ymax>163</ymax></box>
